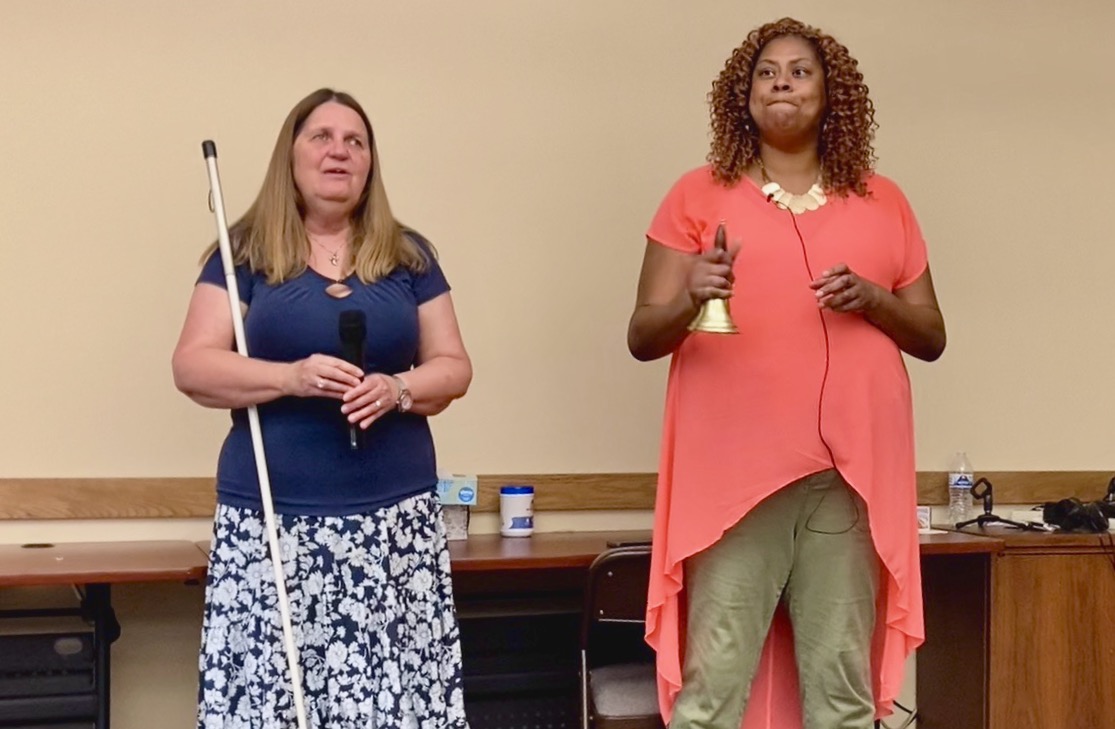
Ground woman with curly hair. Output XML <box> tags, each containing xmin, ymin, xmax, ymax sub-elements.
<box><xmin>628</xmin><ymin>18</ymin><xmax>945</xmax><ymax>729</ymax></box>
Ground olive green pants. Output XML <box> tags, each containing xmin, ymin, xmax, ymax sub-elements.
<box><xmin>670</xmin><ymin>469</ymin><xmax>879</xmax><ymax>729</ymax></box>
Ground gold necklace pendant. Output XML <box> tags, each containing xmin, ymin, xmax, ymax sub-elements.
<box><xmin>761</xmin><ymin>181</ymin><xmax>827</xmax><ymax>214</ymax></box>
<box><xmin>757</xmin><ymin>159</ymin><xmax>826</xmax><ymax>214</ymax></box>
<box><xmin>312</xmin><ymin>238</ymin><xmax>345</xmax><ymax>268</ymax></box>
<box><xmin>309</xmin><ymin>238</ymin><xmax>350</xmax><ymax>297</ymax></box>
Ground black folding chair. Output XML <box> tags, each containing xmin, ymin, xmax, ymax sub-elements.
<box><xmin>580</xmin><ymin>545</ymin><xmax>664</xmax><ymax>729</ymax></box>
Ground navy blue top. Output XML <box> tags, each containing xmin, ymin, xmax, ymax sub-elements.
<box><xmin>197</xmin><ymin>233</ymin><xmax>450</xmax><ymax>516</ymax></box>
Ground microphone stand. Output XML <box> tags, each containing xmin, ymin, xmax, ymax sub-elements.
<box><xmin>955</xmin><ymin>477</ymin><xmax>1040</xmax><ymax>531</ymax></box>
<box><xmin>201</xmin><ymin>141</ymin><xmax>310</xmax><ymax>729</ymax></box>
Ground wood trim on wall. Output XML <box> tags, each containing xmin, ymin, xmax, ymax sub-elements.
<box><xmin>0</xmin><ymin>478</ymin><xmax>217</xmax><ymax>520</ymax></box>
<box><xmin>0</xmin><ymin>471</ymin><xmax>1110</xmax><ymax>520</ymax></box>
<box><xmin>916</xmin><ymin>471</ymin><xmax>1113</xmax><ymax>507</ymax></box>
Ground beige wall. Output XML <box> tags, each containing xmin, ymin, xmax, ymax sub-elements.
<box><xmin>3</xmin><ymin>1</ymin><xmax>1114</xmax><ymax>482</ymax></box>
<box><xmin>2</xmin><ymin>1</ymin><xmax>1113</xmax><ymax>726</ymax></box>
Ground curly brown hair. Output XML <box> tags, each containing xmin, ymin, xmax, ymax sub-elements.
<box><xmin>708</xmin><ymin>17</ymin><xmax>877</xmax><ymax>197</ymax></box>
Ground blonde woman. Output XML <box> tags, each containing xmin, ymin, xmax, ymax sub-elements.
<box><xmin>173</xmin><ymin>88</ymin><xmax>472</xmax><ymax>729</ymax></box>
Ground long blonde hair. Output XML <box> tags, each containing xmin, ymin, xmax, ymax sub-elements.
<box><xmin>205</xmin><ymin>88</ymin><xmax>430</xmax><ymax>283</ymax></box>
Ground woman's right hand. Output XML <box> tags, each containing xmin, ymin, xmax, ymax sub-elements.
<box><xmin>627</xmin><ymin>237</ymin><xmax>741</xmax><ymax>362</ymax></box>
<box><xmin>285</xmin><ymin>354</ymin><xmax>364</xmax><ymax>400</ymax></box>
<box><xmin>686</xmin><ymin>245</ymin><xmax>737</xmax><ymax>306</ymax></box>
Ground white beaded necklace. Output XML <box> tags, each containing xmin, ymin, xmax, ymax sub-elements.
<box><xmin>758</xmin><ymin>159</ymin><xmax>827</xmax><ymax>215</ymax></box>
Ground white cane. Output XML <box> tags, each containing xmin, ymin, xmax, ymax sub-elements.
<box><xmin>201</xmin><ymin>140</ymin><xmax>310</xmax><ymax>729</ymax></box>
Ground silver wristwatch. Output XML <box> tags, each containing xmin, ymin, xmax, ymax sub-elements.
<box><xmin>392</xmin><ymin>375</ymin><xmax>413</xmax><ymax>413</ymax></box>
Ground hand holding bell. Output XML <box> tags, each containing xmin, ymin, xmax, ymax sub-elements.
<box><xmin>688</xmin><ymin>222</ymin><xmax>739</xmax><ymax>334</ymax></box>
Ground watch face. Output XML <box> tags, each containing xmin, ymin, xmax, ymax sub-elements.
<box><xmin>393</xmin><ymin>375</ymin><xmax>412</xmax><ymax>412</ymax></box>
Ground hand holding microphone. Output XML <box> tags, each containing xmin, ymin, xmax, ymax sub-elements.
<box><xmin>341</xmin><ymin>374</ymin><xmax>399</xmax><ymax>432</ymax></box>
<box><xmin>337</xmin><ymin>309</ymin><xmax>402</xmax><ymax>436</ymax></box>
<box><xmin>285</xmin><ymin>354</ymin><xmax>363</xmax><ymax>399</ymax></box>
<box><xmin>338</xmin><ymin>310</ymin><xmax>367</xmax><ymax>449</ymax></box>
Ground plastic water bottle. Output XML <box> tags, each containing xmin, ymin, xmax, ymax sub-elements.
<box><xmin>947</xmin><ymin>451</ymin><xmax>974</xmax><ymax>526</ymax></box>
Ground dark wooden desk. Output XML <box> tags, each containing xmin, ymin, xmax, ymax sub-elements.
<box><xmin>3</xmin><ymin>533</ymin><xmax>1004</xmax><ymax>729</ymax></box>
<box><xmin>0</xmin><ymin>540</ymin><xmax>209</xmax><ymax>587</ymax></box>
<box><xmin>449</xmin><ymin>528</ymin><xmax>1001</xmax><ymax>564</ymax></box>
<box><xmin>447</xmin><ymin>532</ymin><xmax>657</xmax><ymax>727</ymax></box>
<box><xmin>962</xmin><ymin>526</ymin><xmax>1115</xmax><ymax>729</ymax></box>
<box><xmin>918</xmin><ymin>532</ymin><xmax>1004</xmax><ymax>729</ymax></box>
<box><xmin>0</xmin><ymin>541</ymin><xmax>209</xmax><ymax>729</ymax></box>
<box><xmin>448</xmin><ymin>530</ymin><xmax>650</xmax><ymax>571</ymax></box>
<box><xmin>450</xmin><ymin>529</ymin><xmax>1004</xmax><ymax>729</ymax></box>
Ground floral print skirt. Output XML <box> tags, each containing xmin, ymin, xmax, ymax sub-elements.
<box><xmin>197</xmin><ymin>491</ymin><xmax>468</xmax><ymax>729</ymax></box>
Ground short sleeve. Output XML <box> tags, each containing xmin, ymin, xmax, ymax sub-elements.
<box><xmin>197</xmin><ymin>250</ymin><xmax>255</xmax><ymax>305</ymax></box>
<box><xmin>646</xmin><ymin>170</ymin><xmax>705</xmax><ymax>254</ymax></box>
<box><xmin>891</xmin><ymin>185</ymin><xmax>929</xmax><ymax>290</ymax></box>
<box><xmin>405</xmin><ymin>231</ymin><xmax>451</xmax><ymax>304</ymax></box>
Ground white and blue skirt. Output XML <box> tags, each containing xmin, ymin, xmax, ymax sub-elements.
<box><xmin>197</xmin><ymin>491</ymin><xmax>468</xmax><ymax>729</ymax></box>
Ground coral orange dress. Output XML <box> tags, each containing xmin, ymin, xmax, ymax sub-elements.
<box><xmin>645</xmin><ymin>167</ymin><xmax>928</xmax><ymax>727</ymax></box>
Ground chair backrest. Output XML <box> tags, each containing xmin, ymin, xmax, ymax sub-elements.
<box><xmin>581</xmin><ymin>545</ymin><xmax>653</xmax><ymax>645</ymax></box>
<box><xmin>581</xmin><ymin>544</ymin><xmax>658</xmax><ymax>729</ymax></box>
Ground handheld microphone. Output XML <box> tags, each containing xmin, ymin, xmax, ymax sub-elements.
<box><xmin>338</xmin><ymin>310</ymin><xmax>367</xmax><ymax>450</ymax></box>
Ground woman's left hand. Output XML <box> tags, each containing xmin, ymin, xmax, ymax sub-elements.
<box><xmin>810</xmin><ymin>263</ymin><xmax>884</xmax><ymax>313</ymax></box>
<box><xmin>341</xmin><ymin>373</ymin><xmax>399</xmax><ymax>429</ymax></box>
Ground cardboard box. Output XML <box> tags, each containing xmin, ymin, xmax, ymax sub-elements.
<box><xmin>438</xmin><ymin>475</ymin><xmax>477</xmax><ymax>540</ymax></box>
<box><xmin>437</xmin><ymin>475</ymin><xmax>478</xmax><ymax>506</ymax></box>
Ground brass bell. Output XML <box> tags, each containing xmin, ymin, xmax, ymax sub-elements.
<box><xmin>688</xmin><ymin>222</ymin><xmax>739</xmax><ymax>334</ymax></box>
